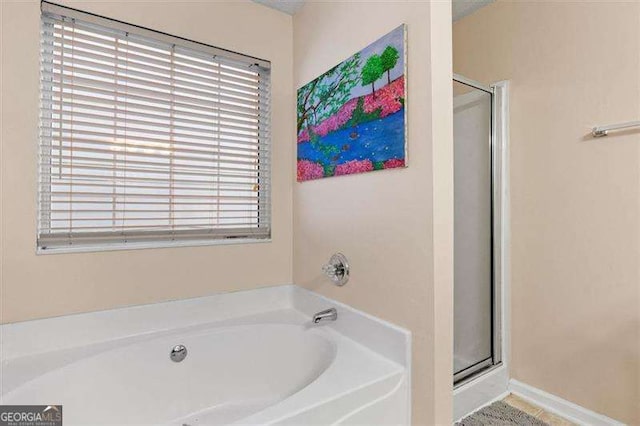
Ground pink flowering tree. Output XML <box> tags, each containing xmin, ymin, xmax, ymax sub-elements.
<box><xmin>335</xmin><ymin>160</ymin><xmax>374</xmax><ymax>176</ymax></box>
<box><xmin>297</xmin><ymin>160</ymin><xmax>325</xmax><ymax>181</ymax></box>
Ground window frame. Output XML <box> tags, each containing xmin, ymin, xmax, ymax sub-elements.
<box><xmin>37</xmin><ymin>1</ymin><xmax>272</xmax><ymax>254</ymax></box>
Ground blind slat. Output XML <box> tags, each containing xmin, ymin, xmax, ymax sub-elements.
<box><xmin>40</xmin><ymin>153</ymin><xmax>268</xmax><ymax>174</ymax></box>
<box><xmin>41</xmin><ymin>62</ymin><xmax>266</xmax><ymax>104</ymax></box>
<box><xmin>41</xmin><ymin>70</ymin><xmax>269</xmax><ymax>111</ymax></box>
<box><xmin>43</xmin><ymin>133</ymin><xmax>265</xmax><ymax>153</ymax></box>
<box><xmin>38</xmin><ymin>227</ymin><xmax>270</xmax><ymax>248</ymax></box>
<box><xmin>47</xmin><ymin>181</ymin><xmax>266</xmax><ymax>192</ymax></box>
<box><xmin>42</xmin><ymin>95</ymin><xmax>257</xmax><ymax>129</ymax></box>
<box><xmin>38</xmin><ymin>163</ymin><xmax>260</xmax><ymax>179</ymax></box>
<box><xmin>42</xmin><ymin>172</ymin><xmax>265</xmax><ymax>186</ymax></box>
<box><xmin>42</xmin><ymin>141</ymin><xmax>267</xmax><ymax>163</ymax></box>
<box><xmin>39</xmin><ymin>7</ymin><xmax>271</xmax><ymax>250</ymax></box>
<box><xmin>42</xmin><ymin>44</ymin><xmax>262</xmax><ymax>91</ymax></box>
<box><xmin>40</xmin><ymin>152</ymin><xmax>268</xmax><ymax>171</ymax></box>
<box><xmin>43</xmin><ymin>47</ymin><xmax>263</xmax><ymax>93</ymax></box>
<box><xmin>44</xmin><ymin>118</ymin><xmax>265</xmax><ymax>141</ymax></box>
<box><xmin>46</xmin><ymin>19</ymin><xmax>267</xmax><ymax>74</ymax></box>
<box><xmin>40</xmin><ymin>85</ymin><xmax>264</xmax><ymax>120</ymax></box>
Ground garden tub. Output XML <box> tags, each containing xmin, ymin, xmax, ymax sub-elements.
<box><xmin>0</xmin><ymin>286</ymin><xmax>410</xmax><ymax>425</ymax></box>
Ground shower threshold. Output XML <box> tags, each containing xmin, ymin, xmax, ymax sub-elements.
<box><xmin>454</xmin><ymin>357</ymin><xmax>497</xmax><ymax>387</ymax></box>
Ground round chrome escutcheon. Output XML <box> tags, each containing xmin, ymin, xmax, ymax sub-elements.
<box><xmin>170</xmin><ymin>344</ymin><xmax>187</xmax><ymax>362</ymax></box>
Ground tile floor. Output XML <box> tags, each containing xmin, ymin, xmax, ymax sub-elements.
<box><xmin>502</xmin><ymin>394</ymin><xmax>576</xmax><ymax>426</ymax></box>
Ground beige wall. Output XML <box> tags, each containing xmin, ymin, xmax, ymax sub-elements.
<box><xmin>292</xmin><ymin>2</ymin><xmax>453</xmax><ymax>424</ymax></box>
<box><xmin>0</xmin><ymin>0</ymin><xmax>293</xmax><ymax>323</ymax></box>
<box><xmin>1</xmin><ymin>1</ymin><xmax>456</xmax><ymax>422</ymax></box>
<box><xmin>454</xmin><ymin>2</ymin><xmax>640</xmax><ymax>424</ymax></box>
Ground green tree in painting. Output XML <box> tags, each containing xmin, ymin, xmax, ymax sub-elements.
<box><xmin>380</xmin><ymin>46</ymin><xmax>399</xmax><ymax>85</ymax></box>
<box><xmin>360</xmin><ymin>54</ymin><xmax>383</xmax><ymax>98</ymax></box>
<box><xmin>297</xmin><ymin>53</ymin><xmax>361</xmax><ymax>134</ymax></box>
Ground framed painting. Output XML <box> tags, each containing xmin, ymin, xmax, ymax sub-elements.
<box><xmin>297</xmin><ymin>25</ymin><xmax>407</xmax><ymax>181</ymax></box>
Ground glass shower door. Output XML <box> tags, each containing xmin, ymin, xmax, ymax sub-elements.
<box><xmin>453</xmin><ymin>78</ymin><xmax>495</xmax><ymax>383</ymax></box>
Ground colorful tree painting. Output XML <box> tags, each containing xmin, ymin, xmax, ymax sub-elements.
<box><xmin>297</xmin><ymin>25</ymin><xmax>406</xmax><ymax>181</ymax></box>
<box><xmin>361</xmin><ymin>54</ymin><xmax>383</xmax><ymax>97</ymax></box>
<box><xmin>381</xmin><ymin>46</ymin><xmax>399</xmax><ymax>85</ymax></box>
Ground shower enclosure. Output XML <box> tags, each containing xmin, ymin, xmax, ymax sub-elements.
<box><xmin>453</xmin><ymin>75</ymin><xmax>503</xmax><ymax>384</ymax></box>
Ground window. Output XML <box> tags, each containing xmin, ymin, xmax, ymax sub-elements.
<box><xmin>39</xmin><ymin>3</ymin><xmax>271</xmax><ymax>252</ymax></box>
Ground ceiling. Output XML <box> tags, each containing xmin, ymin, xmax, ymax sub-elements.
<box><xmin>452</xmin><ymin>0</ymin><xmax>494</xmax><ymax>22</ymax></box>
<box><xmin>252</xmin><ymin>0</ymin><xmax>305</xmax><ymax>15</ymax></box>
<box><xmin>251</xmin><ymin>0</ymin><xmax>494</xmax><ymax>21</ymax></box>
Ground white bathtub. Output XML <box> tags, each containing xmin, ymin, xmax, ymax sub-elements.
<box><xmin>0</xmin><ymin>286</ymin><xmax>410</xmax><ymax>425</ymax></box>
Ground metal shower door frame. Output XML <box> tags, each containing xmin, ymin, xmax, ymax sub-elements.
<box><xmin>453</xmin><ymin>74</ymin><xmax>505</xmax><ymax>386</ymax></box>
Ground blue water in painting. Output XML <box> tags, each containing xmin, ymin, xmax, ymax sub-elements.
<box><xmin>297</xmin><ymin>109</ymin><xmax>405</xmax><ymax>166</ymax></box>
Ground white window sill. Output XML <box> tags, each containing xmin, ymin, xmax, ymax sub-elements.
<box><xmin>36</xmin><ymin>237</ymin><xmax>272</xmax><ymax>255</ymax></box>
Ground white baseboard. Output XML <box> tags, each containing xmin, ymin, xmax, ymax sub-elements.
<box><xmin>453</xmin><ymin>365</ymin><xmax>509</xmax><ymax>421</ymax></box>
<box><xmin>509</xmin><ymin>379</ymin><xmax>625</xmax><ymax>426</ymax></box>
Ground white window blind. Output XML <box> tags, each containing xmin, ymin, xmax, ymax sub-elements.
<box><xmin>39</xmin><ymin>3</ymin><xmax>271</xmax><ymax>252</ymax></box>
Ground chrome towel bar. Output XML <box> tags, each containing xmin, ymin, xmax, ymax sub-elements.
<box><xmin>592</xmin><ymin>120</ymin><xmax>640</xmax><ymax>137</ymax></box>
